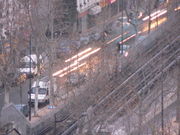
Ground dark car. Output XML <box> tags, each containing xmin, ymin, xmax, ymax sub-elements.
<box><xmin>15</xmin><ymin>104</ymin><xmax>29</xmax><ymax>117</ymax></box>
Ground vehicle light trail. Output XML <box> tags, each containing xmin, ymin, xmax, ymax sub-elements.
<box><xmin>138</xmin><ymin>12</ymin><xmax>143</xmax><ymax>19</ymax></box>
<box><xmin>124</xmin><ymin>52</ymin><xmax>129</xmax><ymax>57</ymax></box>
<box><xmin>142</xmin><ymin>17</ymin><xmax>167</xmax><ymax>32</ymax></box>
<box><xmin>53</xmin><ymin>61</ymin><xmax>78</xmax><ymax>76</ymax></box>
<box><xmin>59</xmin><ymin>62</ymin><xmax>86</xmax><ymax>77</ymax></box>
<box><xmin>65</xmin><ymin>48</ymin><xmax>92</xmax><ymax>62</ymax></box>
<box><xmin>143</xmin><ymin>10</ymin><xmax>161</xmax><ymax>21</ymax></box>
<box><xmin>119</xmin><ymin>34</ymin><xmax>136</xmax><ymax>44</ymax></box>
<box><xmin>150</xmin><ymin>10</ymin><xmax>167</xmax><ymax>21</ymax></box>
<box><xmin>53</xmin><ymin>48</ymin><xmax>101</xmax><ymax>77</ymax></box>
<box><xmin>75</xmin><ymin>48</ymin><xmax>101</xmax><ymax>62</ymax></box>
<box><xmin>106</xmin><ymin>32</ymin><xmax>128</xmax><ymax>45</ymax></box>
<box><xmin>174</xmin><ymin>6</ymin><xmax>180</xmax><ymax>11</ymax></box>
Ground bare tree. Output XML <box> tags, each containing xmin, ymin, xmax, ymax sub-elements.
<box><xmin>0</xmin><ymin>0</ymin><xmax>30</xmax><ymax>105</ymax></box>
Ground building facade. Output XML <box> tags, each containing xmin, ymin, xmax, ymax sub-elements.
<box><xmin>51</xmin><ymin>0</ymin><xmax>122</xmax><ymax>37</ymax></box>
<box><xmin>76</xmin><ymin>0</ymin><xmax>119</xmax><ymax>33</ymax></box>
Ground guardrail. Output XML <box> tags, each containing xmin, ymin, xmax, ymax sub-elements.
<box><xmin>94</xmin><ymin>35</ymin><xmax>180</xmax><ymax>122</ymax></box>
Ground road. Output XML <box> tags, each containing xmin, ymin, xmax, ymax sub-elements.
<box><xmin>52</xmin><ymin>7</ymin><xmax>169</xmax><ymax>79</ymax></box>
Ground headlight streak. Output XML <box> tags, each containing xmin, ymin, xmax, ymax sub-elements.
<box><xmin>53</xmin><ymin>61</ymin><xmax>78</xmax><ymax>77</ymax></box>
<box><xmin>150</xmin><ymin>10</ymin><xmax>167</xmax><ymax>21</ymax></box>
<box><xmin>59</xmin><ymin>62</ymin><xmax>86</xmax><ymax>77</ymax></box>
<box><xmin>65</xmin><ymin>48</ymin><xmax>92</xmax><ymax>63</ymax></box>
<box><xmin>174</xmin><ymin>6</ymin><xmax>180</xmax><ymax>11</ymax></box>
<box><xmin>119</xmin><ymin>34</ymin><xmax>136</xmax><ymax>44</ymax></box>
<box><xmin>106</xmin><ymin>32</ymin><xmax>128</xmax><ymax>45</ymax></box>
<box><xmin>143</xmin><ymin>10</ymin><xmax>161</xmax><ymax>21</ymax></box>
<box><xmin>142</xmin><ymin>9</ymin><xmax>167</xmax><ymax>21</ymax></box>
<box><xmin>142</xmin><ymin>17</ymin><xmax>167</xmax><ymax>32</ymax></box>
<box><xmin>53</xmin><ymin>48</ymin><xmax>101</xmax><ymax>77</ymax></box>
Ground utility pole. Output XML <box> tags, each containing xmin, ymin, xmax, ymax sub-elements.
<box><xmin>49</xmin><ymin>0</ymin><xmax>55</xmax><ymax>107</ymax></box>
<box><xmin>121</xmin><ymin>0</ymin><xmax>124</xmax><ymax>54</ymax></box>
<box><xmin>28</xmin><ymin>35</ymin><xmax>32</xmax><ymax>121</ymax></box>
<box><xmin>176</xmin><ymin>56</ymin><xmax>180</xmax><ymax>135</ymax></box>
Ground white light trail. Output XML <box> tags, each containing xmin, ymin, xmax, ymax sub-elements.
<box><xmin>174</xmin><ymin>6</ymin><xmax>180</xmax><ymax>11</ymax></box>
<box><xmin>142</xmin><ymin>17</ymin><xmax>167</xmax><ymax>32</ymax></box>
<box><xmin>59</xmin><ymin>62</ymin><xmax>86</xmax><ymax>77</ymax></box>
<box><xmin>124</xmin><ymin>52</ymin><xmax>129</xmax><ymax>57</ymax></box>
<box><xmin>143</xmin><ymin>10</ymin><xmax>161</xmax><ymax>21</ymax></box>
<box><xmin>150</xmin><ymin>10</ymin><xmax>167</xmax><ymax>20</ymax></box>
<box><xmin>53</xmin><ymin>48</ymin><xmax>101</xmax><ymax>77</ymax></box>
<box><xmin>53</xmin><ymin>62</ymin><xmax>78</xmax><ymax>76</ymax></box>
<box><xmin>106</xmin><ymin>32</ymin><xmax>128</xmax><ymax>45</ymax></box>
<box><xmin>119</xmin><ymin>34</ymin><xmax>136</xmax><ymax>44</ymax></box>
<box><xmin>65</xmin><ymin>48</ymin><xmax>92</xmax><ymax>62</ymax></box>
<box><xmin>138</xmin><ymin>12</ymin><xmax>143</xmax><ymax>19</ymax></box>
<box><xmin>75</xmin><ymin>48</ymin><xmax>101</xmax><ymax>62</ymax></box>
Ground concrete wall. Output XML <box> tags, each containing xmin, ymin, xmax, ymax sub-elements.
<box><xmin>0</xmin><ymin>103</ymin><xmax>31</xmax><ymax>135</ymax></box>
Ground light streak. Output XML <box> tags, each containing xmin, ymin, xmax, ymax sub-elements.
<box><xmin>124</xmin><ymin>52</ymin><xmax>129</xmax><ymax>57</ymax></box>
<box><xmin>53</xmin><ymin>62</ymin><xmax>78</xmax><ymax>76</ymax></box>
<box><xmin>75</xmin><ymin>48</ymin><xmax>101</xmax><ymax>62</ymax></box>
<box><xmin>59</xmin><ymin>62</ymin><xmax>86</xmax><ymax>77</ymax></box>
<box><xmin>53</xmin><ymin>48</ymin><xmax>101</xmax><ymax>77</ymax></box>
<box><xmin>143</xmin><ymin>10</ymin><xmax>161</xmax><ymax>21</ymax></box>
<box><xmin>150</xmin><ymin>10</ymin><xmax>167</xmax><ymax>20</ymax></box>
<box><xmin>65</xmin><ymin>48</ymin><xmax>92</xmax><ymax>62</ymax></box>
<box><xmin>138</xmin><ymin>12</ymin><xmax>143</xmax><ymax>19</ymax></box>
<box><xmin>119</xmin><ymin>34</ymin><xmax>136</xmax><ymax>44</ymax></box>
<box><xmin>142</xmin><ymin>17</ymin><xmax>167</xmax><ymax>32</ymax></box>
<box><xmin>174</xmin><ymin>6</ymin><xmax>180</xmax><ymax>11</ymax></box>
<box><xmin>106</xmin><ymin>32</ymin><xmax>127</xmax><ymax>45</ymax></box>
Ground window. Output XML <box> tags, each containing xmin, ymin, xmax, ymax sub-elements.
<box><xmin>31</xmin><ymin>88</ymin><xmax>47</xmax><ymax>94</ymax></box>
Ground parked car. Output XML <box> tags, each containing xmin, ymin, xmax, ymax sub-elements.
<box><xmin>30</xmin><ymin>77</ymin><xmax>50</xmax><ymax>104</ymax></box>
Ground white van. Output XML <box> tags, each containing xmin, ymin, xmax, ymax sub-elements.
<box><xmin>19</xmin><ymin>54</ymin><xmax>42</xmax><ymax>76</ymax></box>
<box><xmin>30</xmin><ymin>78</ymin><xmax>49</xmax><ymax>103</ymax></box>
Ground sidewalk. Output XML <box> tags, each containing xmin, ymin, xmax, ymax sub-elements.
<box><xmin>29</xmin><ymin>104</ymin><xmax>61</xmax><ymax>126</ymax></box>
